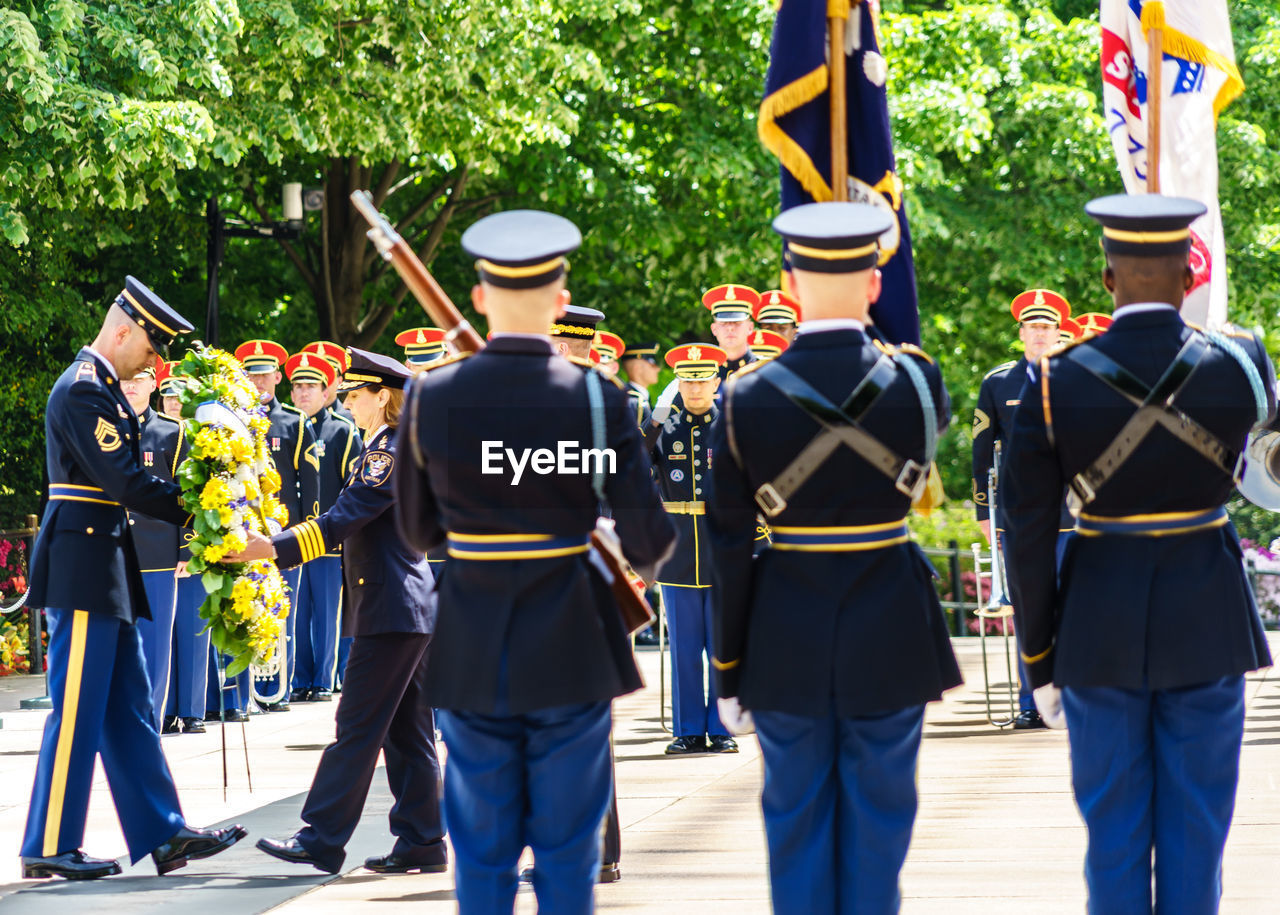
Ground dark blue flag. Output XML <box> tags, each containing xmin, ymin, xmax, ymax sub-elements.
<box><xmin>759</xmin><ymin>0</ymin><xmax>920</xmax><ymax>345</ymax></box>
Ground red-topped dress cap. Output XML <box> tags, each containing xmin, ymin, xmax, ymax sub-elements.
<box><xmin>754</xmin><ymin>290</ymin><xmax>802</xmax><ymax>325</ymax></box>
<box><xmin>233</xmin><ymin>339</ymin><xmax>289</xmax><ymax>373</ymax></box>
<box><xmin>1010</xmin><ymin>289</ymin><xmax>1070</xmax><ymax>326</ymax></box>
<box><xmin>285</xmin><ymin>351</ymin><xmax>337</xmax><ymax>387</ymax></box>
<box><xmin>301</xmin><ymin>341</ymin><xmax>351</xmax><ymax>374</ymax></box>
<box><xmin>749</xmin><ymin>329</ymin><xmax>790</xmax><ymax>360</ymax></box>
<box><xmin>702</xmin><ymin>284</ymin><xmax>760</xmax><ymax>322</ymax></box>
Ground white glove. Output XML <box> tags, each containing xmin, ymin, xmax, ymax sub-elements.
<box><xmin>1033</xmin><ymin>684</ymin><xmax>1067</xmax><ymax>730</ymax></box>
<box><xmin>716</xmin><ymin>696</ymin><xmax>755</xmax><ymax>736</ymax></box>
<box><xmin>651</xmin><ymin>379</ymin><xmax>680</xmax><ymax>425</ymax></box>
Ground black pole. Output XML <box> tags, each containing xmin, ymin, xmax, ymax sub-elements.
<box><xmin>20</xmin><ymin>515</ymin><xmax>52</xmax><ymax>710</ymax></box>
<box><xmin>206</xmin><ymin>196</ymin><xmax>223</xmax><ymax>347</ymax></box>
<box><xmin>948</xmin><ymin>539</ymin><xmax>963</xmax><ymax>636</ymax></box>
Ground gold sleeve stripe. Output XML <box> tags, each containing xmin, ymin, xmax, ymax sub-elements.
<box><xmin>296</xmin><ymin>520</ymin><xmax>326</xmax><ymax>563</ymax></box>
<box><xmin>1020</xmin><ymin>644</ymin><xmax>1053</xmax><ymax>665</ymax></box>
<box><xmin>711</xmin><ymin>657</ymin><xmax>740</xmax><ymax>671</ymax></box>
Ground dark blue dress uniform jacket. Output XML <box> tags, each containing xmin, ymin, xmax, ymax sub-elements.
<box><xmin>265</xmin><ymin>396</ymin><xmax>319</xmax><ymax>527</ymax></box>
<box><xmin>973</xmin><ymin>358</ymin><xmax>1073</xmax><ymax>530</ymax></box>
<box><xmin>1001</xmin><ymin>307</ymin><xmax>1276</xmax><ymax>691</ymax></box>
<box><xmin>650</xmin><ymin>407</ymin><xmax>717</xmax><ymax>587</ymax></box>
<box><xmin>272</xmin><ymin>426</ymin><xmax>434</xmax><ymax>637</ymax></box>
<box><xmin>393</xmin><ymin>336</ymin><xmax>676</xmax><ymax>714</ymax></box>
<box><xmin>309</xmin><ymin>405</ymin><xmax>364</xmax><ymax>543</ymax></box>
<box><xmin>29</xmin><ymin>349</ymin><xmax>190</xmax><ymax>622</ymax></box>
<box><xmin>708</xmin><ymin>329</ymin><xmax>962</xmax><ymax>718</ymax></box>
<box><xmin>130</xmin><ymin>408</ymin><xmax>184</xmax><ymax>573</ymax></box>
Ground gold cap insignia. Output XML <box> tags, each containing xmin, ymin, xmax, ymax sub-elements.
<box><xmin>688</xmin><ymin>345</ymin><xmax>702</xmax><ymax>361</ymax></box>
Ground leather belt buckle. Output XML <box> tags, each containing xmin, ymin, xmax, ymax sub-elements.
<box><xmin>895</xmin><ymin>460</ymin><xmax>925</xmax><ymax>499</ymax></box>
<box><xmin>755</xmin><ymin>482</ymin><xmax>788</xmax><ymax>518</ymax></box>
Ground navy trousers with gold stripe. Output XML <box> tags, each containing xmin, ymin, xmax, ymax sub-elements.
<box><xmin>22</xmin><ymin>608</ymin><xmax>185</xmax><ymax>862</ymax></box>
<box><xmin>294</xmin><ymin>557</ymin><xmax>343</xmax><ymax>691</ymax></box>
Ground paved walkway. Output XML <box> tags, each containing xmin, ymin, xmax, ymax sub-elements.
<box><xmin>0</xmin><ymin>636</ymin><xmax>1277</xmax><ymax>912</ymax></box>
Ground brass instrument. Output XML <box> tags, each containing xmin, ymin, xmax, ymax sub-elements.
<box><xmin>972</xmin><ymin>442</ymin><xmax>1018</xmax><ymax>728</ymax></box>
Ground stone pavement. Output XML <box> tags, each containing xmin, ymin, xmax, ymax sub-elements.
<box><xmin>0</xmin><ymin>636</ymin><xmax>1277</xmax><ymax>913</ymax></box>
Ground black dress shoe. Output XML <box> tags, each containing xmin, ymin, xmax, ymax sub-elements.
<box><xmin>664</xmin><ymin>735</ymin><xmax>708</xmax><ymax>755</ymax></box>
<box><xmin>1014</xmin><ymin>709</ymin><xmax>1048</xmax><ymax>730</ymax></box>
<box><xmin>708</xmin><ymin>735</ymin><xmax>739</xmax><ymax>753</ymax></box>
<box><xmin>266</xmin><ymin>699</ymin><xmax>291</xmax><ymax>712</ymax></box>
<box><xmin>598</xmin><ymin>862</ymin><xmax>621</xmax><ymax>883</ymax></box>
<box><xmin>309</xmin><ymin>688</ymin><xmax>333</xmax><ymax>702</ymax></box>
<box><xmin>152</xmin><ymin>824</ymin><xmax>248</xmax><ymax>875</ymax></box>
<box><xmin>22</xmin><ymin>850</ymin><xmax>122</xmax><ymax>880</ymax></box>
<box><xmin>364</xmin><ymin>849</ymin><xmax>448</xmax><ymax>874</ymax></box>
<box><xmin>221</xmin><ymin>708</ymin><xmax>249</xmax><ymax>723</ymax></box>
<box><xmin>290</xmin><ymin>688</ymin><xmax>310</xmax><ymax>703</ymax></box>
<box><xmin>182</xmin><ymin>717</ymin><xmax>206</xmax><ymax>734</ymax></box>
<box><xmin>634</xmin><ymin>628</ymin><xmax>659</xmax><ymax>647</ymax></box>
<box><xmin>161</xmin><ymin>716</ymin><xmax>181</xmax><ymax>734</ymax></box>
<box><xmin>257</xmin><ymin>836</ymin><xmax>340</xmax><ymax>874</ymax></box>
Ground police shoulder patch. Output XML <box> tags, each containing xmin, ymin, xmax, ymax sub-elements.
<box><xmin>983</xmin><ymin>360</ymin><xmax>1018</xmax><ymax>381</ymax></box>
<box><xmin>360</xmin><ymin>450</ymin><xmax>395</xmax><ymax>486</ymax></box>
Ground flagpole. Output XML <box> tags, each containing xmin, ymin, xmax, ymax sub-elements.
<box><xmin>1147</xmin><ymin>21</ymin><xmax>1164</xmax><ymax>192</ymax></box>
<box><xmin>828</xmin><ymin>1</ymin><xmax>857</xmax><ymax>201</ymax></box>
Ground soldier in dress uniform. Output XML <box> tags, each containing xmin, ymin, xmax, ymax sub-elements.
<box><xmin>21</xmin><ymin>277</ymin><xmax>246</xmax><ymax>880</ymax></box>
<box><xmin>748</xmin><ymin>329</ymin><xmax>789</xmax><ymax>361</ymax></box>
<box><xmin>213</xmin><ymin>340</ymin><xmax>317</xmax><ymax>719</ymax></box>
<box><xmin>972</xmin><ymin>289</ymin><xmax>1075</xmax><ymax>729</ymax></box>
<box><xmin>393</xmin><ymin>209</ymin><xmax>675</xmax><ymax>914</ymax></box>
<box><xmin>649</xmin><ymin>343</ymin><xmax>736</xmax><ymax>755</ymax></box>
<box><xmin>395</xmin><ymin>328</ymin><xmax>451</xmax><ymax>574</ymax></box>
<box><xmin>120</xmin><ymin>361</ymin><xmax>183</xmax><ymax>731</ymax></box>
<box><xmin>156</xmin><ymin>361</ymin><xmax>209</xmax><ymax>734</ymax></box>
<box><xmin>1001</xmin><ymin>195</ymin><xmax>1276</xmax><ymax>913</ymax></box>
<box><xmin>287</xmin><ymin>349</ymin><xmax>363</xmax><ymax>701</ymax></box>
<box><xmin>549</xmin><ymin>303</ymin><xmax>605</xmax><ymax>361</ymax></box>
<box><xmin>702</xmin><ymin>284</ymin><xmax>760</xmax><ymax>380</ymax></box>
<box><xmin>237</xmin><ymin>349</ymin><xmax>444</xmax><ymax>875</ymax></box>
<box><xmin>301</xmin><ymin>340</ymin><xmax>357</xmax><ymax>423</ymax></box>
<box><xmin>596</xmin><ymin>332</ymin><xmax>652</xmax><ymax>429</ymax></box>
<box><xmin>396</xmin><ymin>326</ymin><xmax>449</xmax><ymax>373</ymax></box>
<box><xmin>708</xmin><ymin>204</ymin><xmax>961</xmax><ymax>913</ymax></box>
<box><xmin>754</xmin><ymin>289</ymin><xmax>802</xmax><ymax>343</ymax></box>
<box><xmin>619</xmin><ymin>341</ymin><xmax>660</xmax><ymax>404</ymax></box>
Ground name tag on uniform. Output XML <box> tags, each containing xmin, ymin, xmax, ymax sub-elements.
<box><xmin>1005</xmin><ymin>399</ymin><xmax>1021</xmax><ymax>406</ymax></box>
<box><xmin>667</xmin><ymin>454</ymin><xmax>688</xmax><ymax>461</ymax></box>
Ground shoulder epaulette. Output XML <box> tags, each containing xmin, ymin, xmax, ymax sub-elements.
<box><xmin>569</xmin><ymin>357</ymin><xmax>625</xmax><ymax>388</ymax></box>
<box><xmin>332</xmin><ymin>410</ymin><xmax>359</xmax><ymax>430</ymax></box>
<box><xmin>1216</xmin><ymin>322</ymin><xmax>1258</xmax><ymax>340</ymax></box>
<box><xmin>279</xmin><ymin>401</ymin><xmax>306</xmax><ymax>417</ymax></box>
<box><xmin>155</xmin><ymin>411</ymin><xmax>181</xmax><ymax>424</ymax></box>
<box><xmin>1045</xmin><ymin>331</ymin><xmax>1099</xmax><ymax>359</ymax></box>
<box><xmin>983</xmin><ymin>360</ymin><xmax>1018</xmax><ymax>381</ymax></box>
<box><xmin>892</xmin><ymin>342</ymin><xmax>934</xmax><ymax>365</ymax></box>
<box><xmin>730</xmin><ymin>359</ymin><xmax>767</xmax><ymax>379</ymax></box>
<box><xmin>419</xmin><ymin>350</ymin><xmax>473</xmax><ymax>373</ymax></box>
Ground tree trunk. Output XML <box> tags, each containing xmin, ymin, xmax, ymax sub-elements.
<box><xmin>282</xmin><ymin>157</ymin><xmax>481</xmax><ymax>349</ymax></box>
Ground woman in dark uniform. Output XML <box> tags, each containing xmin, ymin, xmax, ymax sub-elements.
<box><xmin>232</xmin><ymin>348</ymin><xmax>444</xmax><ymax>875</ymax></box>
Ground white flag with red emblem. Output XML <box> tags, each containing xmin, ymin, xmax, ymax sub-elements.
<box><xmin>1100</xmin><ymin>1</ymin><xmax>1243</xmax><ymax>326</ymax></box>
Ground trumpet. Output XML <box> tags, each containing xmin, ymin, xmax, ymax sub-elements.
<box><xmin>972</xmin><ymin>442</ymin><xmax>1018</xmax><ymax>728</ymax></box>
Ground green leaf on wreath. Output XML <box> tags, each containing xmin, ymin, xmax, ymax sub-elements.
<box><xmin>202</xmin><ymin>570</ymin><xmax>224</xmax><ymax>594</ymax></box>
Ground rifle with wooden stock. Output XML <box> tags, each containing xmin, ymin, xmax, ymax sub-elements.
<box><xmin>350</xmin><ymin>190</ymin><xmax>656</xmax><ymax>635</ymax></box>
